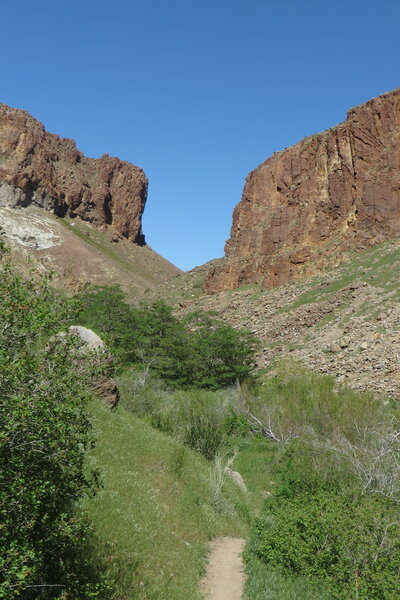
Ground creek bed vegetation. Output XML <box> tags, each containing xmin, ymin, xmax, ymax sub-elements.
<box><xmin>1</xmin><ymin>264</ymin><xmax>399</xmax><ymax>599</ymax></box>
<box><xmin>115</xmin><ymin>363</ymin><xmax>399</xmax><ymax>600</ymax></box>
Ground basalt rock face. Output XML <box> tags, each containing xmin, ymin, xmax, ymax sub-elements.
<box><xmin>0</xmin><ymin>103</ymin><xmax>147</xmax><ymax>244</ymax></box>
<box><xmin>205</xmin><ymin>88</ymin><xmax>400</xmax><ymax>294</ymax></box>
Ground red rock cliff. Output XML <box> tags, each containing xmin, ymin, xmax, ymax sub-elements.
<box><xmin>0</xmin><ymin>104</ymin><xmax>147</xmax><ymax>244</ymax></box>
<box><xmin>205</xmin><ymin>88</ymin><xmax>400</xmax><ymax>293</ymax></box>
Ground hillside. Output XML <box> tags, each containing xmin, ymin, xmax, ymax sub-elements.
<box><xmin>146</xmin><ymin>237</ymin><xmax>400</xmax><ymax>398</ymax></box>
<box><xmin>82</xmin><ymin>399</ymin><xmax>247</xmax><ymax>600</ymax></box>
<box><xmin>0</xmin><ymin>204</ymin><xmax>180</xmax><ymax>296</ymax></box>
<box><xmin>83</xmin><ymin>382</ymin><xmax>342</xmax><ymax>600</ymax></box>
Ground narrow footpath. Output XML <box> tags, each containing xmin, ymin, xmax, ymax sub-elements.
<box><xmin>201</xmin><ymin>537</ymin><xmax>246</xmax><ymax>600</ymax></box>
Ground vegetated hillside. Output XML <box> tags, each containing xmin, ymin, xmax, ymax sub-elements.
<box><xmin>147</xmin><ymin>237</ymin><xmax>400</xmax><ymax>398</ymax></box>
<box><xmin>0</xmin><ymin>204</ymin><xmax>181</xmax><ymax>297</ymax></box>
<box><xmin>82</xmin><ymin>399</ymin><xmax>247</xmax><ymax>600</ymax></box>
<box><xmin>205</xmin><ymin>87</ymin><xmax>400</xmax><ymax>293</ymax></box>
<box><xmin>85</xmin><ymin>364</ymin><xmax>399</xmax><ymax>600</ymax></box>
<box><xmin>3</xmin><ymin>250</ymin><xmax>397</xmax><ymax>600</ymax></box>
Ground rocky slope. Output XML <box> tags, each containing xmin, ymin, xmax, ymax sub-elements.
<box><xmin>0</xmin><ymin>103</ymin><xmax>147</xmax><ymax>243</ymax></box>
<box><xmin>150</xmin><ymin>238</ymin><xmax>400</xmax><ymax>398</ymax></box>
<box><xmin>205</xmin><ymin>88</ymin><xmax>400</xmax><ymax>293</ymax></box>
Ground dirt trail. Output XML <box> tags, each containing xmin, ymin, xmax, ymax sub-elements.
<box><xmin>201</xmin><ymin>537</ymin><xmax>246</xmax><ymax>600</ymax></box>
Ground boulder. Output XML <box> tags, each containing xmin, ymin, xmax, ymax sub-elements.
<box><xmin>67</xmin><ymin>326</ymin><xmax>120</xmax><ymax>408</ymax></box>
<box><xmin>68</xmin><ymin>325</ymin><xmax>104</xmax><ymax>350</ymax></box>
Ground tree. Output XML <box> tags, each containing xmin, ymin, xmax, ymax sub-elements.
<box><xmin>77</xmin><ymin>287</ymin><xmax>257</xmax><ymax>390</ymax></box>
<box><xmin>77</xmin><ymin>284</ymin><xmax>138</xmax><ymax>361</ymax></box>
<box><xmin>183</xmin><ymin>311</ymin><xmax>257</xmax><ymax>389</ymax></box>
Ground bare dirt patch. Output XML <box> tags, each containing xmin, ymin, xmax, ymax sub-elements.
<box><xmin>201</xmin><ymin>537</ymin><xmax>246</xmax><ymax>600</ymax></box>
<box><xmin>1</xmin><ymin>205</ymin><xmax>181</xmax><ymax>298</ymax></box>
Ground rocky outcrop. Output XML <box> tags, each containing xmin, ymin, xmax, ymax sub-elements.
<box><xmin>205</xmin><ymin>88</ymin><xmax>400</xmax><ymax>293</ymax></box>
<box><xmin>0</xmin><ymin>104</ymin><xmax>147</xmax><ymax>244</ymax></box>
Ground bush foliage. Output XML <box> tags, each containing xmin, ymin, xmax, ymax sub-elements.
<box><xmin>77</xmin><ymin>285</ymin><xmax>257</xmax><ymax>389</ymax></box>
<box><xmin>242</xmin><ymin>366</ymin><xmax>400</xmax><ymax>599</ymax></box>
<box><xmin>0</xmin><ymin>263</ymin><xmax>109</xmax><ymax>599</ymax></box>
<box><xmin>253</xmin><ymin>449</ymin><xmax>400</xmax><ymax>599</ymax></box>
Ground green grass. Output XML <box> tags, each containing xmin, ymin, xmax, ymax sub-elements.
<box><xmin>82</xmin><ymin>400</ymin><xmax>247</xmax><ymax>600</ymax></box>
<box><xmin>243</xmin><ymin>559</ymin><xmax>333</xmax><ymax>600</ymax></box>
<box><xmin>278</xmin><ymin>239</ymin><xmax>400</xmax><ymax>314</ymax></box>
<box><xmin>82</xmin><ymin>361</ymin><xmax>399</xmax><ymax>599</ymax></box>
<box><xmin>282</xmin><ymin>279</ymin><xmax>353</xmax><ymax>312</ymax></box>
<box><xmin>231</xmin><ymin>437</ymin><xmax>278</xmax><ymax>515</ymax></box>
<box><xmin>81</xmin><ymin>377</ymin><xmax>335</xmax><ymax>600</ymax></box>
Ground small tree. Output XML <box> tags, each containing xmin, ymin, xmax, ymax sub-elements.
<box><xmin>184</xmin><ymin>312</ymin><xmax>257</xmax><ymax>389</ymax></box>
<box><xmin>77</xmin><ymin>287</ymin><xmax>257</xmax><ymax>390</ymax></box>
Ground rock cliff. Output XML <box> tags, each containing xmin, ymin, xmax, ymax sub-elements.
<box><xmin>0</xmin><ymin>104</ymin><xmax>147</xmax><ymax>244</ymax></box>
<box><xmin>205</xmin><ymin>88</ymin><xmax>400</xmax><ymax>293</ymax></box>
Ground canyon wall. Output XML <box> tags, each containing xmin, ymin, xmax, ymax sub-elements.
<box><xmin>0</xmin><ymin>104</ymin><xmax>147</xmax><ymax>244</ymax></box>
<box><xmin>205</xmin><ymin>88</ymin><xmax>400</xmax><ymax>293</ymax></box>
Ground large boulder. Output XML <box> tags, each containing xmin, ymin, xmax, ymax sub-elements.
<box><xmin>67</xmin><ymin>326</ymin><xmax>120</xmax><ymax>408</ymax></box>
<box><xmin>68</xmin><ymin>325</ymin><xmax>105</xmax><ymax>350</ymax></box>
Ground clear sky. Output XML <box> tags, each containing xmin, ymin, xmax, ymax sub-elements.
<box><xmin>1</xmin><ymin>0</ymin><xmax>399</xmax><ymax>270</ymax></box>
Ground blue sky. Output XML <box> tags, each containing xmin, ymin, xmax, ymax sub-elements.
<box><xmin>1</xmin><ymin>0</ymin><xmax>399</xmax><ymax>270</ymax></box>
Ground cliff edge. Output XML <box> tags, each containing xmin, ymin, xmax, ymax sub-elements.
<box><xmin>0</xmin><ymin>103</ymin><xmax>147</xmax><ymax>244</ymax></box>
<box><xmin>205</xmin><ymin>88</ymin><xmax>400</xmax><ymax>293</ymax></box>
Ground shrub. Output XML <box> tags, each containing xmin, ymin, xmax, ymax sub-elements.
<box><xmin>183</xmin><ymin>417</ymin><xmax>224</xmax><ymax>460</ymax></box>
<box><xmin>250</xmin><ymin>432</ymin><xmax>400</xmax><ymax>600</ymax></box>
<box><xmin>77</xmin><ymin>286</ymin><xmax>257</xmax><ymax>389</ymax></box>
<box><xmin>241</xmin><ymin>366</ymin><xmax>400</xmax><ymax>599</ymax></box>
<box><xmin>234</xmin><ymin>362</ymin><xmax>391</xmax><ymax>442</ymax></box>
<box><xmin>223</xmin><ymin>410</ymin><xmax>251</xmax><ymax>437</ymax></box>
<box><xmin>0</xmin><ymin>263</ymin><xmax>108</xmax><ymax>599</ymax></box>
<box><xmin>254</xmin><ymin>488</ymin><xmax>399</xmax><ymax>599</ymax></box>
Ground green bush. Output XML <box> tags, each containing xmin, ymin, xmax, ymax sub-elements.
<box><xmin>223</xmin><ymin>410</ymin><xmax>251</xmax><ymax>437</ymax></box>
<box><xmin>151</xmin><ymin>389</ymin><xmax>226</xmax><ymax>459</ymax></box>
<box><xmin>118</xmin><ymin>373</ymin><xmax>238</xmax><ymax>459</ymax></box>
<box><xmin>239</xmin><ymin>366</ymin><xmax>400</xmax><ymax>599</ymax></box>
<box><xmin>183</xmin><ymin>417</ymin><xmax>224</xmax><ymax>460</ymax></box>
<box><xmin>254</xmin><ymin>488</ymin><xmax>399</xmax><ymax>599</ymax></box>
<box><xmin>249</xmin><ymin>432</ymin><xmax>400</xmax><ymax>600</ymax></box>
<box><xmin>237</xmin><ymin>362</ymin><xmax>391</xmax><ymax>442</ymax></box>
<box><xmin>77</xmin><ymin>285</ymin><xmax>257</xmax><ymax>389</ymax></box>
<box><xmin>0</xmin><ymin>264</ymin><xmax>109</xmax><ymax>599</ymax></box>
